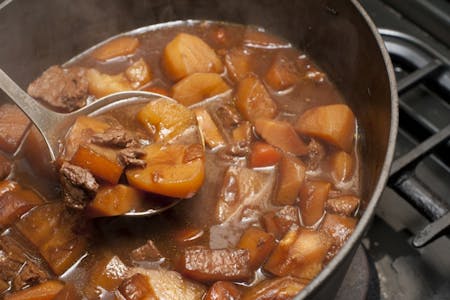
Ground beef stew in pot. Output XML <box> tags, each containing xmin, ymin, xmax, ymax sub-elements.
<box><xmin>0</xmin><ymin>21</ymin><xmax>361</xmax><ymax>299</ymax></box>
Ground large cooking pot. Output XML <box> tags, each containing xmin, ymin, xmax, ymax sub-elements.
<box><xmin>0</xmin><ymin>0</ymin><xmax>398</xmax><ymax>298</ymax></box>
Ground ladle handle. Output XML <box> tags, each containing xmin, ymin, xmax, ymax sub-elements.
<box><xmin>0</xmin><ymin>68</ymin><xmax>63</xmax><ymax>135</ymax></box>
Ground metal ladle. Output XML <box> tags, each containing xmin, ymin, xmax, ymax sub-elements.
<box><xmin>0</xmin><ymin>68</ymin><xmax>192</xmax><ymax>217</ymax></box>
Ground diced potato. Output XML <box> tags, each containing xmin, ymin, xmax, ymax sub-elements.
<box><xmin>232</xmin><ymin>121</ymin><xmax>253</xmax><ymax>143</ymax></box>
<box><xmin>86</xmin><ymin>68</ymin><xmax>131</xmax><ymax>98</ymax></box>
<box><xmin>125</xmin><ymin>58</ymin><xmax>152</xmax><ymax>89</ymax></box>
<box><xmin>0</xmin><ymin>104</ymin><xmax>30</xmax><ymax>154</ymax></box>
<box><xmin>329</xmin><ymin>151</ymin><xmax>354</xmax><ymax>182</ymax></box>
<box><xmin>177</xmin><ymin>246</ymin><xmax>251</xmax><ymax>282</ymax></box>
<box><xmin>225</xmin><ymin>48</ymin><xmax>252</xmax><ymax>82</ymax></box>
<box><xmin>84</xmin><ymin>255</ymin><xmax>128</xmax><ymax>298</ymax></box>
<box><xmin>162</xmin><ymin>33</ymin><xmax>223</xmax><ymax>81</ymax></box>
<box><xmin>130</xmin><ymin>240</ymin><xmax>163</xmax><ymax>262</ymax></box>
<box><xmin>4</xmin><ymin>280</ymin><xmax>65</xmax><ymax>300</ymax></box>
<box><xmin>241</xmin><ymin>276</ymin><xmax>306</xmax><ymax>300</ymax></box>
<box><xmin>265</xmin><ymin>55</ymin><xmax>300</xmax><ymax>90</ymax></box>
<box><xmin>249</xmin><ymin>142</ymin><xmax>282</xmax><ymax>168</ymax></box>
<box><xmin>264</xmin><ymin>228</ymin><xmax>331</xmax><ymax>280</ymax></box>
<box><xmin>299</xmin><ymin>181</ymin><xmax>331</xmax><ymax>226</ymax></box>
<box><xmin>254</xmin><ymin>118</ymin><xmax>308</xmax><ymax>156</ymax></box>
<box><xmin>15</xmin><ymin>203</ymin><xmax>88</xmax><ymax>275</ymax></box>
<box><xmin>92</xmin><ymin>36</ymin><xmax>140</xmax><ymax>61</ymax></box>
<box><xmin>235</xmin><ymin>75</ymin><xmax>277</xmax><ymax>122</ymax></box>
<box><xmin>119</xmin><ymin>273</ymin><xmax>156</xmax><ymax>300</ymax></box>
<box><xmin>0</xmin><ymin>181</ymin><xmax>44</xmax><ymax>229</ymax></box>
<box><xmin>237</xmin><ymin>227</ymin><xmax>276</xmax><ymax>270</ymax></box>
<box><xmin>193</xmin><ymin>107</ymin><xmax>225</xmax><ymax>149</ymax></box>
<box><xmin>70</xmin><ymin>145</ymin><xmax>124</xmax><ymax>184</ymax></box>
<box><xmin>126</xmin><ymin>268</ymin><xmax>206</xmax><ymax>300</ymax></box>
<box><xmin>86</xmin><ymin>184</ymin><xmax>144</xmax><ymax>217</ymax></box>
<box><xmin>326</xmin><ymin>195</ymin><xmax>360</xmax><ymax>216</ymax></box>
<box><xmin>172</xmin><ymin>73</ymin><xmax>230</xmax><ymax>106</ymax></box>
<box><xmin>204</xmin><ymin>281</ymin><xmax>241</xmax><ymax>300</ymax></box>
<box><xmin>62</xmin><ymin>116</ymin><xmax>110</xmax><ymax>160</ymax></box>
<box><xmin>320</xmin><ymin>213</ymin><xmax>357</xmax><ymax>259</ymax></box>
<box><xmin>262</xmin><ymin>206</ymin><xmax>300</xmax><ymax>240</ymax></box>
<box><xmin>295</xmin><ymin>104</ymin><xmax>356</xmax><ymax>152</ymax></box>
<box><xmin>274</xmin><ymin>155</ymin><xmax>305</xmax><ymax>205</ymax></box>
<box><xmin>126</xmin><ymin>143</ymin><xmax>205</xmax><ymax>198</ymax></box>
<box><xmin>136</xmin><ymin>98</ymin><xmax>197</xmax><ymax>142</ymax></box>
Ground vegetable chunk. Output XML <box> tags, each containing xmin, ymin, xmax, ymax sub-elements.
<box><xmin>249</xmin><ymin>142</ymin><xmax>282</xmax><ymax>168</ymax></box>
<box><xmin>237</xmin><ymin>227</ymin><xmax>276</xmax><ymax>269</ymax></box>
<box><xmin>265</xmin><ymin>55</ymin><xmax>300</xmax><ymax>91</ymax></box>
<box><xmin>193</xmin><ymin>107</ymin><xmax>225</xmax><ymax>148</ymax></box>
<box><xmin>320</xmin><ymin>213</ymin><xmax>357</xmax><ymax>259</ymax></box>
<box><xmin>241</xmin><ymin>276</ymin><xmax>306</xmax><ymax>300</ymax></box>
<box><xmin>204</xmin><ymin>281</ymin><xmax>241</xmax><ymax>300</ymax></box>
<box><xmin>254</xmin><ymin>118</ymin><xmax>308</xmax><ymax>156</ymax></box>
<box><xmin>125</xmin><ymin>58</ymin><xmax>152</xmax><ymax>89</ymax></box>
<box><xmin>172</xmin><ymin>73</ymin><xmax>230</xmax><ymax>106</ymax></box>
<box><xmin>126</xmin><ymin>143</ymin><xmax>205</xmax><ymax>198</ymax></box>
<box><xmin>225</xmin><ymin>48</ymin><xmax>252</xmax><ymax>82</ymax></box>
<box><xmin>274</xmin><ymin>155</ymin><xmax>305</xmax><ymax>205</ymax></box>
<box><xmin>299</xmin><ymin>180</ymin><xmax>331</xmax><ymax>226</ymax></box>
<box><xmin>0</xmin><ymin>104</ymin><xmax>30</xmax><ymax>154</ymax></box>
<box><xmin>326</xmin><ymin>195</ymin><xmax>360</xmax><ymax>216</ymax></box>
<box><xmin>295</xmin><ymin>104</ymin><xmax>356</xmax><ymax>152</ymax></box>
<box><xmin>329</xmin><ymin>151</ymin><xmax>354</xmax><ymax>182</ymax></box>
<box><xmin>162</xmin><ymin>33</ymin><xmax>223</xmax><ymax>81</ymax></box>
<box><xmin>264</xmin><ymin>228</ymin><xmax>331</xmax><ymax>280</ymax></box>
<box><xmin>262</xmin><ymin>206</ymin><xmax>300</xmax><ymax>240</ymax></box>
<box><xmin>178</xmin><ymin>246</ymin><xmax>252</xmax><ymax>282</ymax></box>
<box><xmin>92</xmin><ymin>36</ymin><xmax>140</xmax><ymax>61</ymax></box>
<box><xmin>4</xmin><ymin>280</ymin><xmax>65</xmax><ymax>300</ymax></box>
<box><xmin>86</xmin><ymin>68</ymin><xmax>131</xmax><ymax>98</ymax></box>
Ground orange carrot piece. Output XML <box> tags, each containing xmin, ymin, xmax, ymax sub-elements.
<box><xmin>249</xmin><ymin>142</ymin><xmax>282</xmax><ymax>168</ymax></box>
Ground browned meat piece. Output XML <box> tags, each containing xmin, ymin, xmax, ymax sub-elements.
<box><xmin>59</xmin><ymin>162</ymin><xmax>99</xmax><ymax>209</ymax></box>
<box><xmin>204</xmin><ymin>281</ymin><xmax>241</xmax><ymax>300</ymax></box>
<box><xmin>0</xmin><ymin>104</ymin><xmax>30</xmax><ymax>154</ymax></box>
<box><xmin>0</xmin><ymin>235</ymin><xmax>50</xmax><ymax>292</ymax></box>
<box><xmin>262</xmin><ymin>205</ymin><xmax>300</xmax><ymax>240</ymax></box>
<box><xmin>217</xmin><ymin>141</ymin><xmax>250</xmax><ymax>162</ymax></box>
<box><xmin>326</xmin><ymin>195</ymin><xmax>360</xmax><ymax>216</ymax></box>
<box><xmin>0</xmin><ymin>153</ymin><xmax>11</xmax><ymax>180</ymax></box>
<box><xmin>130</xmin><ymin>240</ymin><xmax>163</xmax><ymax>262</ymax></box>
<box><xmin>119</xmin><ymin>273</ymin><xmax>156</xmax><ymax>300</ymax></box>
<box><xmin>215</xmin><ymin>104</ymin><xmax>242</xmax><ymax>127</ymax></box>
<box><xmin>27</xmin><ymin>65</ymin><xmax>88</xmax><ymax>112</ymax></box>
<box><xmin>178</xmin><ymin>246</ymin><xmax>251</xmax><ymax>282</ymax></box>
<box><xmin>118</xmin><ymin>148</ymin><xmax>147</xmax><ymax>168</ymax></box>
<box><xmin>305</xmin><ymin>138</ymin><xmax>326</xmax><ymax>170</ymax></box>
<box><xmin>91</xmin><ymin>127</ymin><xmax>138</xmax><ymax>148</ymax></box>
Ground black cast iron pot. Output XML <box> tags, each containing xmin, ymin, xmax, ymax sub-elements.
<box><xmin>0</xmin><ymin>0</ymin><xmax>398</xmax><ymax>298</ymax></box>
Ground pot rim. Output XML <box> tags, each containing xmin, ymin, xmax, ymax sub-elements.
<box><xmin>295</xmin><ymin>0</ymin><xmax>398</xmax><ymax>298</ymax></box>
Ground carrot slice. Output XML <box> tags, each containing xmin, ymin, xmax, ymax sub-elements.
<box><xmin>249</xmin><ymin>142</ymin><xmax>281</xmax><ymax>168</ymax></box>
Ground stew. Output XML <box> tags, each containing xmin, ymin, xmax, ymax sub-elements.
<box><xmin>0</xmin><ymin>21</ymin><xmax>361</xmax><ymax>299</ymax></box>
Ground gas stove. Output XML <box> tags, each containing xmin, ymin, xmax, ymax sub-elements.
<box><xmin>334</xmin><ymin>1</ymin><xmax>450</xmax><ymax>299</ymax></box>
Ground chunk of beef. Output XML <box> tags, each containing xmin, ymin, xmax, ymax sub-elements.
<box><xmin>262</xmin><ymin>206</ymin><xmax>300</xmax><ymax>240</ymax></box>
<box><xmin>27</xmin><ymin>65</ymin><xmax>88</xmax><ymax>112</ymax></box>
<box><xmin>305</xmin><ymin>138</ymin><xmax>326</xmax><ymax>170</ymax></box>
<box><xmin>215</xmin><ymin>104</ymin><xmax>241</xmax><ymax>127</ymax></box>
<box><xmin>0</xmin><ymin>153</ymin><xmax>11</xmax><ymax>180</ymax></box>
<box><xmin>0</xmin><ymin>104</ymin><xmax>30</xmax><ymax>154</ymax></box>
<box><xmin>130</xmin><ymin>240</ymin><xmax>163</xmax><ymax>262</ymax></box>
<box><xmin>91</xmin><ymin>127</ymin><xmax>138</xmax><ymax>148</ymax></box>
<box><xmin>118</xmin><ymin>148</ymin><xmax>147</xmax><ymax>168</ymax></box>
<box><xmin>178</xmin><ymin>246</ymin><xmax>252</xmax><ymax>282</ymax></box>
<box><xmin>13</xmin><ymin>261</ymin><xmax>49</xmax><ymax>290</ymax></box>
<box><xmin>59</xmin><ymin>162</ymin><xmax>99</xmax><ymax>209</ymax></box>
<box><xmin>217</xmin><ymin>141</ymin><xmax>250</xmax><ymax>163</ymax></box>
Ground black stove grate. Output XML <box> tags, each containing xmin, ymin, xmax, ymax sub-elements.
<box><xmin>381</xmin><ymin>30</ymin><xmax>450</xmax><ymax>248</ymax></box>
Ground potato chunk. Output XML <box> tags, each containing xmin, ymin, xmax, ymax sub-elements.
<box><xmin>299</xmin><ymin>180</ymin><xmax>331</xmax><ymax>226</ymax></box>
<box><xmin>295</xmin><ymin>104</ymin><xmax>356</xmax><ymax>152</ymax></box>
<box><xmin>178</xmin><ymin>246</ymin><xmax>251</xmax><ymax>282</ymax></box>
<box><xmin>254</xmin><ymin>118</ymin><xmax>308</xmax><ymax>156</ymax></box>
<box><xmin>87</xmin><ymin>184</ymin><xmax>144</xmax><ymax>217</ymax></box>
<box><xmin>126</xmin><ymin>143</ymin><xmax>205</xmax><ymax>198</ymax></box>
<box><xmin>125</xmin><ymin>58</ymin><xmax>152</xmax><ymax>89</ymax></box>
<box><xmin>204</xmin><ymin>281</ymin><xmax>241</xmax><ymax>300</ymax></box>
<box><xmin>241</xmin><ymin>276</ymin><xmax>306</xmax><ymax>300</ymax></box>
<box><xmin>86</xmin><ymin>68</ymin><xmax>131</xmax><ymax>98</ymax></box>
<box><xmin>320</xmin><ymin>213</ymin><xmax>357</xmax><ymax>259</ymax></box>
<box><xmin>264</xmin><ymin>228</ymin><xmax>331</xmax><ymax>280</ymax></box>
<box><xmin>265</xmin><ymin>55</ymin><xmax>300</xmax><ymax>91</ymax></box>
<box><xmin>172</xmin><ymin>73</ymin><xmax>230</xmax><ymax>106</ymax></box>
<box><xmin>236</xmin><ymin>75</ymin><xmax>277</xmax><ymax>122</ymax></box>
<box><xmin>162</xmin><ymin>33</ymin><xmax>223</xmax><ymax>81</ymax></box>
<box><xmin>92</xmin><ymin>36</ymin><xmax>139</xmax><ymax>61</ymax></box>
<box><xmin>274</xmin><ymin>155</ymin><xmax>305</xmax><ymax>205</ymax></box>
<box><xmin>193</xmin><ymin>107</ymin><xmax>225</xmax><ymax>149</ymax></box>
<box><xmin>4</xmin><ymin>280</ymin><xmax>65</xmax><ymax>300</ymax></box>
<box><xmin>136</xmin><ymin>98</ymin><xmax>197</xmax><ymax>142</ymax></box>
<box><xmin>329</xmin><ymin>151</ymin><xmax>354</xmax><ymax>182</ymax></box>
<box><xmin>237</xmin><ymin>227</ymin><xmax>276</xmax><ymax>270</ymax></box>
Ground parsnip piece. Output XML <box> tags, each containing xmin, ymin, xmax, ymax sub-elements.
<box><xmin>295</xmin><ymin>104</ymin><xmax>356</xmax><ymax>152</ymax></box>
<box><xmin>236</xmin><ymin>75</ymin><xmax>277</xmax><ymax>122</ymax></box>
<box><xmin>172</xmin><ymin>73</ymin><xmax>230</xmax><ymax>106</ymax></box>
<box><xmin>92</xmin><ymin>36</ymin><xmax>139</xmax><ymax>61</ymax></box>
<box><xmin>86</xmin><ymin>68</ymin><xmax>131</xmax><ymax>98</ymax></box>
<box><xmin>193</xmin><ymin>107</ymin><xmax>225</xmax><ymax>148</ymax></box>
<box><xmin>162</xmin><ymin>33</ymin><xmax>223</xmax><ymax>81</ymax></box>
